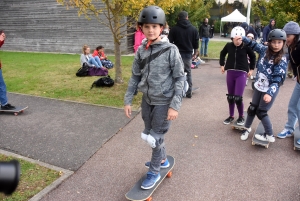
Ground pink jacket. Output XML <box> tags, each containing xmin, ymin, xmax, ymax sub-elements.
<box><xmin>134</xmin><ymin>29</ymin><xmax>145</xmax><ymax>53</ymax></box>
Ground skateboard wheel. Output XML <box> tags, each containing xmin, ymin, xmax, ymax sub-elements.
<box><xmin>265</xmin><ymin>145</ymin><xmax>269</xmax><ymax>149</ymax></box>
<box><xmin>167</xmin><ymin>171</ymin><xmax>172</xmax><ymax>178</ymax></box>
<box><xmin>252</xmin><ymin>142</ymin><xmax>255</xmax><ymax>146</ymax></box>
<box><xmin>14</xmin><ymin>113</ymin><xmax>18</xmax><ymax>116</ymax></box>
<box><xmin>294</xmin><ymin>147</ymin><xmax>296</xmax><ymax>151</ymax></box>
<box><xmin>146</xmin><ymin>197</ymin><xmax>152</xmax><ymax>201</ymax></box>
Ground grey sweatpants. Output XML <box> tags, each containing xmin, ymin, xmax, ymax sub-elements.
<box><xmin>141</xmin><ymin>96</ymin><xmax>171</xmax><ymax>174</ymax></box>
<box><xmin>245</xmin><ymin>88</ymin><xmax>279</xmax><ymax>135</ymax></box>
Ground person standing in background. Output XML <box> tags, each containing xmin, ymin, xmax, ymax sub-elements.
<box><xmin>199</xmin><ymin>18</ymin><xmax>210</xmax><ymax>57</ymax></box>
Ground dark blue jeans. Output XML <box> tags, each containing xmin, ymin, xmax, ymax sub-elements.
<box><xmin>200</xmin><ymin>37</ymin><xmax>209</xmax><ymax>55</ymax></box>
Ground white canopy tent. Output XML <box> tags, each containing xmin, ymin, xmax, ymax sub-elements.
<box><xmin>220</xmin><ymin>9</ymin><xmax>247</xmax><ymax>36</ymax></box>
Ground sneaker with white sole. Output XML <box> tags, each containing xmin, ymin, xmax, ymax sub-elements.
<box><xmin>277</xmin><ymin>128</ymin><xmax>293</xmax><ymax>138</ymax></box>
<box><xmin>236</xmin><ymin>116</ymin><xmax>245</xmax><ymax>126</ymax></box>
<box><xmin>145</xmin><ymin>158</ymin><xmax>170</xmax><ymax>169</ymax></box>
<box><xmin>255</xmin><ymin>133</ymin><xmax>275</xmax><ymax>142</ymax></box>
<box><xmin>141</xmin><ymin>172</ymin><xmax>161</xmax><ymax>189</ymax></box>
<box><xmin>223</xmin><ymin>116</ymin><xmax>234</xmax><ymax>125</ymax></box>
<box><xmin>241</xmin><ymin>127</ymin><xmax>251</xmax><ymax>140</ymax></box>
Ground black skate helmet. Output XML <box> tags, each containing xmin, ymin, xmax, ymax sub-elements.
<box><xmin>138</xmin><ymin>6</ymin><xmax>166</xmax><ymax>26</ymax></box>
<box><xmin>268</xmin><ymin>29</ymin><xmax>286</xmax><ymax>41</ymax></box>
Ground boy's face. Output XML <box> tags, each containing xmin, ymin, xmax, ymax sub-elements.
<box><xmin>270</xmin><ymin>40</ymin><xmax>284</xmax><ymax>52</ymax></box>
<box><xmin>142</xmin><ymin>23</ymin><xmax>163</xmax><ymax>41</ymax></box>
<box><xmin>247</xmin><ymin>36</ymin><xmax>253</xmax><ymax>40</ymax></box>
<box><xmin>98</xmin><ymin>48</ymin><xmax>104</xmax><ymax>53</ymax></box>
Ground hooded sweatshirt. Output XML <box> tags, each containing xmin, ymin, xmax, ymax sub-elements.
<box><xmin>288</xmin><ymin>38</ymin><xmax>300</xmax><ymax>83</ymax></box>
<box><xmin>124</xmin><ymin>36</ymin><xmax>185</xmax><ymax>111</ymax></box>
<box><xmin>263</xmin><ymin>19</ymin><xmax>276</xmax><ymax>43</ymax></box>
<box><xmin>168</xmin><ymin>19</ymin><xmax>199</xmax><ymax>54</ymax></box>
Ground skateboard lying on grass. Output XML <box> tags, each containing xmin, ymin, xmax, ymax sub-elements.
<box><xmin>293</xmin><ymin>126</ymin><xmax>300</xmax><ymax>151</ymax></box>
<box><xmin>0</xmin><ymin>106</ymin><xmax>28</xmax><ymax>116</ymax></box>
<box><xmin>252</xmin><ymin>121</ymin><xmax>270</xmax><ymax>149</ymax></box>
<box><xmin>125</xmin><ymin>155</ymin><xmax>175</xmax><ymax>201</ymax></box>
<box><xmin>232</xmin><ymin>113</ymin><xmax>248</xmax><ymax>130</ymax></box>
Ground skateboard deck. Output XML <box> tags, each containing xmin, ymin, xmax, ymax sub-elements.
<box><xmin>293</xmin><ymin>126</ymin><xmax>300</xmax><ymax>150</ymax></box>
<box><xmin>125</xmin><ymin>155</ymin><xmax>175</xmax><ymax>201</ymax></box>
<box><xmin>252</xmin><ymin>121</ymin><xmax>270</xmax><ymax>148</ymax></box>
<box><xmin>232</xmin><ymin>113</ymin><xmax>248</xmax><ymax>130</ymax></box>
<box><xmin>0</xmin><ymin>106</ymin><xmax>28</xmax><ymax>116</ymax></box>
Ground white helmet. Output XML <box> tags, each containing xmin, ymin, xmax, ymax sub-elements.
<box><xmin>231</xmin><ymin>26</ymin><xmax>245</xmax><ymax>38</ymax></box>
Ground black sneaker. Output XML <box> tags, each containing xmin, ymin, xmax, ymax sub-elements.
<box><xmin>223</xmin><ymin>116</ymin><xmax>234</xmax><ymax>125</ymax></box>
<box><xmin>185</xmin><ymin>93</ymin><xmax>192</xmax><ymax>98</ymax></box>
<box><xmin>1</xmin><ymin>103</ymin><xmax>16</xmax><ymax>110</ymax></box>
<box><xmin>204</xmin><ymin>54</ymin><xmax>208</xmax><ymax>57</ymax></box>
<box><xmin>236</xmin><ymin>116</ymin><xmax>245</xmax><ymax>126</ymax></box>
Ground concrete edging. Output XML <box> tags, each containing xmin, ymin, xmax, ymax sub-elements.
<box><xmin>0</xmin><ymin>149</ymin><xmax>74</xmax><ymax>201</ymax></box>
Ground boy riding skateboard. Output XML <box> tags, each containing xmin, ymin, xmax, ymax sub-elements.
<box><xmin>124</xmin><ymin>6</ymin><xmax>185</xmax><ymax>190</ymax></box>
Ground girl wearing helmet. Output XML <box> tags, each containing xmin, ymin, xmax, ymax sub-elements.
<box><xmin>124</xmin><ymin>6</ymin><xmax>185</xmax><ymax>190</ymax></box>
<box><xmin>277</xmin><ymin>21</ymin><xmax>300</xmax><ymax>141</ymax></box>
<box><xmin>220</xmin><ymin>26</ymin><xmax>256</xmax><ymax>126</ymax></box>
<box><xmin>235</xmin><ymin>29</ymin><xmax>287</xmax><ymax>142</ymax></box>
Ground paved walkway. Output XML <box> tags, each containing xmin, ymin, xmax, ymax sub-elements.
<box><xmin>33</xmin><ymin>60</ymin><xmax>300</xmax><ymax>201</ymax></box>
<box><xmin>1</xmin><ymin>94</ymin><xmax>137</xmax><ymax>171</ymax></box>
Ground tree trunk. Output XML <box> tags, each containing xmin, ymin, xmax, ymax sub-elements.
<box><xmin>113</xmin><ymin>7</ymin><xmax>123</xmax><ymax>84</ymax></box>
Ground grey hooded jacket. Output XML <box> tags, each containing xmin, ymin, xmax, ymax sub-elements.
<box><xmin>124</xmin><ymin>36</ymin><xmax>185</xmax><ymax>111</ymax></box>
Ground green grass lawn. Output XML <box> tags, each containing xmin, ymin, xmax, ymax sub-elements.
<box><xmin>0</xmin><ymin>41</ymin><xmax>225</xmax><ymax>110</ymax></box>
<box><xmin>0</xmin><ymin>155</ymin><xmax>60</xmax><ymax>201</ymax></box>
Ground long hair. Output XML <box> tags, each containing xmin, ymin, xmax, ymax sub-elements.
<box><xmin>290</xmin><ymin>35</ymin><xmax>300</xmax><ymax>50</ymax></box>
<box><xmin>82</xmin><ymin>45</ymin><xmax>89</xmax><ymax>55</ymax></box>
<box><xmin>265</xmin><ymin>41</ymin><xmax>285</xmax><ymax>65</ymax></box>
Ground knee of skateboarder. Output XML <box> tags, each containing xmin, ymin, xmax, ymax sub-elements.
<box><xmin>247</xmin><ymin>102</ymin><xmax>257</xmax><ymax>116</ymax></box>
<box><xmin>256</xmin><ymin>109</ymin><xmax>268</xmax><ymax>120</ymax></box>
<box><xmin>234</xmin><ymin>96</ymin><xmax>243</xmax><ymax>106</ymax></box>
<box><xmin>146</xmin><ymin>130</ymin><xmax>165</xmax><ymax>149</ymax></box>
<box><xmin>226</xmin><ymin>94</ymin><xmax>235</xmax><ymax>104</ymax></box>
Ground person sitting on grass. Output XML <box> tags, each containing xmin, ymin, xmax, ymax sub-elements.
<box><xmin>92</xmin><ymin>46</ymin><xmax>114</xmax><ymax>69</ymax></box>
<box><xmin>80</xmin><ymin>45</ymin><xmax>104</xmax><ymax>68</ymax></box>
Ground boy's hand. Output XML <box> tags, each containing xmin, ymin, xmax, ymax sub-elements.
<box><xmin>124</xmin><ymin>105</ymin><xmax>132</xmax><ymax>118</ymax></box>
<box><xmin>263</xmin><ymin>94</ymin><xmax>272</xmax><ymax>103</ymax></box>
<box><xmin>221</xmin><ymin>66</ymin><xmax>225</xmax><ymax>74</ymax></box>
<box><xmin>248</xmin><ymin>70</ymin><xmax>253</xmax><ymax>77</ymax></box>
<box><xmin>167</xmin><ymin>108</ymin><xmax>178</xmax><ymax>120</ymax></box>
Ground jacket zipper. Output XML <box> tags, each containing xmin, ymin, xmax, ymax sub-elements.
<box><xmin>234</xmin><ymin>46</ymin><xmax>237</xmax><ymax>69</ymax></box>
<box><xmin>146</xmin><ymin>47</ymin><xmax>152</xmax><ymax>103</ymax></box>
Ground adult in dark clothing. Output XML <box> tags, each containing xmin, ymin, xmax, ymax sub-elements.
<box><xmin>210</xmin><ymin>24</ymin><xmax>215</xmax><ymax>38</ymax></box>
<box><xmin>262</xmin><ymin>19</ymin><xmax>276</xmax><ymax>45</ymax></box>
<box><xmin>168</xmin><ymin>11</ymin><xmax>199</xmax><ymax>98</ymax></box>
<box><xmin>277</xmin><ymin>21</ymin><xmax>300</xmax><ymax>140</ymax></box>
<box><xmin>240</xmin><ymin>22</ymin><xmax>258</xmax><ymax>40</ymax></box>
<box><xmin>223</xmin><ymin>23</ymin><xmax>229</xmax><ymax>37</ymax></box>
<box><xmin>255</xmin><ymin>22</ymin><xmax>262</xmax><ymax>38</ymax></box>
<box><xmin>199</xmin><ymin>18</ymin><xmax>210</xmax><ymax>57</ymax></box>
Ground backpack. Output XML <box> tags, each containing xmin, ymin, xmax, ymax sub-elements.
<box><xmin>90</xmin><ymin>75</ymin><xmax>114</xmax><ymax>89</ymax></box>
<box><xmin>76</xmin><ymin>63</ymin><xmax>89</xmax><ymax>77</ymax></box>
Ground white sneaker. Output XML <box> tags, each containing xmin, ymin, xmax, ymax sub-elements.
<box><xmin>200</xmin><ymin>59</ymin><xmax>205</xmax><ymax>63</ymax></box>
<box><xmin>241</xmin><ymin>127</ymin><xmax>251</xmax><ymax>141</ymax></box>
<box><xmin>266</xmin><ymin>134</ymin><xmax>275</xmax><ymax>142</ymax></box>
<box><xmin>255</xmin><ymin>133</ymin><xmax>275</xmax><ymax>142</ymax></box>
